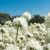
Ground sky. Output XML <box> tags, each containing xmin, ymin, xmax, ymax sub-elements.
<box><xmin>0</xmin><ymin>0</ymin><xmax>50</xmax><ymax>16</ymax></box>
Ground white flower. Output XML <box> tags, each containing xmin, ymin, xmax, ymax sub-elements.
<box><xmin>2</xmin><ymin>26</ymin><xmax>9</xmax><ymax>35</ymax></box>
<box><xmin>0</xmin><ymin>42</ymin><xmax>5</xmax><ymax>48</ymax></box>
<box><xmin>13</xmin><ymin>17</ymin><xmax>28</xmax><ymax>28</ymax></box>
<box><xmin>5</xmin><ymin>21</ymin><xmax>12</xmax><ymax>26</ymax></box>
<box><xmin>25</xmin><ymin>39</ymin><xmax>43</xmax><ymax>50</ymax></box>
<box><xmin>43</xmin><ymin>43</ymin><xmax>50</xmax><ymax>50</ymax></box>
<box><xmin>22</xmin><ymin>47</ymin><xmax>26</xmax><ymax>50</ymax></box>
<box><xmin>13</xmin><ymin>17</ymin><xmax>29</xmax><ymax>34</ymax></box>
<box><xmin>4</xmin><ymin>44</ymin><xmax>19</xmax><ymax>50</ymax></box>
<box><xmin>25</xmin><ymin>31</ymin><xmax>34</xmax><ymax>38</ymax></box>
<box><xmin>17</xmin><ymin>34</ymin><xmax>26</xmax><ymax>41</ymax></box>
<box><xmin>0</xmin><ymin>34</ymin><xmax>2</xmax><ymax>41</ymax></box>
<box><xmin>47</xmin><ymin>43</ymin><xmax>50</xmax><ymax>50</ymax></box>
<box><xmin>0</xmin><ymin>13</ymin><xmax>47</xmax><ymax>50</ymax></box>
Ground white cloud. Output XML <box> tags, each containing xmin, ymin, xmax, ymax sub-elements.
<box><xmin>22</xmin><ymin>12</ymin><xmax>32</xmax><ymax>21</ymax></box>
<box><xmin>48</xmin><ymin>12</ymin><xmax>50</xmax><ymax>16</ymax></box>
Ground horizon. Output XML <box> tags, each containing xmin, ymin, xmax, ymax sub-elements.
<box><xmin>0</xmin><ymin>0</ymin><xmax>50</xmax><ymax>16</ymax></box>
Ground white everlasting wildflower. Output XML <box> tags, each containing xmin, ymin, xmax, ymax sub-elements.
<box><xmin>25</xmin><ymin>31</ymin><xmax>34</xmax><ymax>39</ymax></box>
<box><xmin>26</xmin><ymin>39</ymin><xmax>43</xmax><ymax>50</ymax></box>
<box><xmin>0</xmin><ymin>13</ymin><xmax>47</xmax><ymax>50</ymax></box>
<box><xmin>13</xmin><ymin>17</ymin><xmax>29</xmax><ymax>35</ymax></box>
<box><xmin>43</xmin><ymin>43</ymin><xmax>50</xmax><ymax>50</ymax></box>
<box><xmin>17</xmin><ymin>34</ymin><xmax>26</xmax><ymax>41</ymax></box>
<box><xmin>29</xmin><ymin>23</ymin><xmax>47</xmax><ymax>45</ymax></box>
<box><xmin>22</xmin><ymin>47</ymin><xmax>26</xmax><ymax>50</ymax></box>
<box><xmin>0</xmin><ymin>42</ymin><xmax>5</xmax><ymax>49</ymax></box>
<box><xmin>13</xmin><ymin>17</ymin><xmax>28</xmax><ymax>29</ymax></box>
<box><xmin>5</xmin><ymin>21</ymin><xmax>12</xmax><ymax>26</ymax></box>
<box><xmin>47</xmin><ymin>43</ymin><xmax>50</xmax><ymax>50</ymax></box>
<box><xmin>4</xmin><ymin>44</ymin><xmax>19</xmax><ymax>50</ymax></box>
<box><xmin>2</xmin><ymin>26</ymin><xmax>9</xmax><ymax>35</ymax></box>
<box><xmin>0</xmin><ymin>34</ymin><xmax>2</xmax><ymax>41</ymax></box>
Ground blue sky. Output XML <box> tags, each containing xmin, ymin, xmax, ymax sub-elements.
<box><xmin>0</xmin><ymin>0</ymin><xmax>50</xmax><ymax>16</ymax></box>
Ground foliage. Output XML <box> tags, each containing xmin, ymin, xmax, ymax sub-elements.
<box><xmin>0</xmin><ymin>13</ymin><xmax>12</xmax><ymax>25</ymax></box>
<box><xmin>28</xmin><ymin>15</ymin><xmax>45</xmax><ymax>25</ymax></box>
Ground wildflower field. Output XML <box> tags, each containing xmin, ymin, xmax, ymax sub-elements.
<box><xmin>0</xmin><ymin>12</ymin><xmax>49</xmax><ymax>50</ymax></box>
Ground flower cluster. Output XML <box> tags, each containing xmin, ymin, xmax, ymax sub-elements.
<box><xmin>0</xmin><ymin>12</ymin><xmax>48</xmax><ymax>50</ymax></box>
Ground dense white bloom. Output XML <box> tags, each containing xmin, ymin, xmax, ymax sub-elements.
<box><xmin>2</xmin><ymin>27</ymin><xmax>9</xmax><ymax>35</ymax></box>
<box><xmin>22</xmin><ymin>47</ymin><xmax>26</xmax><ymax>50</ymax></box>
<box><xmin>25</xmin><ymin>39</ymin><xmax>43</xmax><ymax>50</ymax></box>
<box><xmin>25</xmin><ymin>31</ymin><xmax>34</xmax><ymax>39</ymax></box>
<box><xmin>0</xmin><ymin>34</ymin><xmax>2</xmax><ymax>41</ymax></box>
<box><xmin>13</xmin><ymin>17</ymin><xmax>29</xmax><ymax>35</ymax></box>
<box><xmin>29</xmin><ymin>23</ymin><xmax>47</xmax><ymax>45</ymax></box>
<box><xmin>0</xmin><ymin>13</ymin><xmax>47</xmax><ymax>50</ymax></box>
<box><xmin>13</xmin><ymin>17</ymin><xmax>28</xmax><ymax>29</ymax></box>
<box><xmin>17</xmin><ymin>34</ymin><xmax>26</xmax><ymax>41</ymax></box>
<box><xmin>47</xmin><ymin>43</ymin><xmax>50</xmax><ymax>50</ymax></box>
<box><xmin>5</xmin><ymin>21</ymin><xmax>12</xmax><ymax>26</ymax></box>
<box><xmin>43</xmin><ymin>43</ymin><xmax>50</xmax><ymax>50</ymax></box>
<box><xmin>0</xmin><ymin>42</ymin><xmax>5</xmax><ymax>49</ymax></box>
<box><xmin>4</xmin><ymin>44</ymin><xmax>19</xmax><ymax>50</ymax></box>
